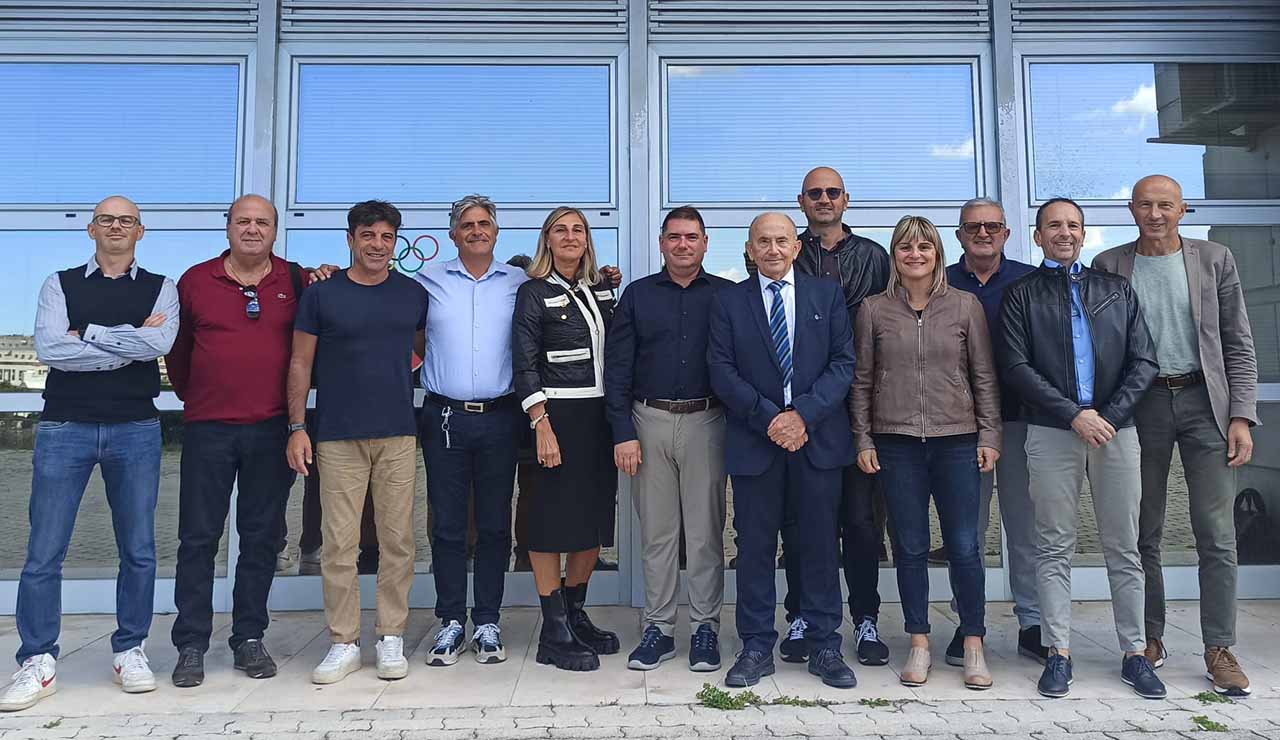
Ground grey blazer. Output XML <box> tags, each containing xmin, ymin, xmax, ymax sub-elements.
<box><xmin>1093</xmin><ymin>237</ymin><xmax>1259</xmax><ymax>439</ymax></box>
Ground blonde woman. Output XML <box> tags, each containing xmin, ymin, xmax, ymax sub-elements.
<box><xmin>850</xmin><ymin>215</ymin><xmax>1001</xmax><ymax>690</ymax></box>
<box><xmin>512</xmin><ymin>206</ymin><xmax>618</xmax><ymax>672</ymax></box>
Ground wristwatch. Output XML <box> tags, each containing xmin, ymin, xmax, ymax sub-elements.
<box><xmin>287</xmin><ymin>422</ymin><xmax>306</xmax><ymax>434</ymax></box>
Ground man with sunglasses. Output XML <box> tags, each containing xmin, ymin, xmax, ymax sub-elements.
<box><xmin>2</xmin><ymin>196</ymin><xmax>178</xmax><ymax>712</ymax></box>
<box><xmin>769</xmin><ymin>167</ymin><xmax>891</xmax><ymax>668</ymax></box>
<box><xmin>943</xmin><ymin>198</ymin><xmax>1043</xmax><ymax>667</ymax></box>
<box><xmin>165</xmin><ymin>194</ymin><xmax>328</xmax><ymax>688</ymax></box>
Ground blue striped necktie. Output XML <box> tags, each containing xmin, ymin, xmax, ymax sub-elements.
<box><xmin>767</xmin><ymin>280</ymin><xmax>793</xmax><ymax>389</ymax></box>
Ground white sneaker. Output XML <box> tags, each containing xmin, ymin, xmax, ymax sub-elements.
<box><xmin>275</xmin><ymin>550</ymin><xmax>297</xmax><ymax>575</ymax></box>
<box><xmin>312</xmin><ymin>642</ymin><xmax>361</xmax><ymax>685</ymax></box>
<box><xmin>112</xmin><ymin>645</ymin><xmax>157</xmax><ymax>693</ymax></box>
<box><xmin>375</xmin><ymin>636</ymin><xmax>408</xmax><ymax>680</ymax></box>
<box><xmin>0</xmin><ymin>654</ymin><xmax>56</xmax><ymax>712</ymax></box>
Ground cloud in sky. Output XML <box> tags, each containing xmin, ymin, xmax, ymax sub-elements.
<box><xmin>1110</xmin><ymin>185</ymin><xmax>1132</xmax><ymax>200</ymax></box>
<box><xmin>930</xmin><ymin>137</ymin><xmax>975</xmax><ymax>159</ymax></box>
<box><xmin>1111</xmin><ymin>84</ymin><xmax>1157</xmax><ymax>116</ymax></box>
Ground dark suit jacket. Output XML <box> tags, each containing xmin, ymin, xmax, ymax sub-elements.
<box><xmin>1093</xmin><ymin>237</ymin><xmax>1259</xmax><ymax>438</ymax></box>
<box><xmin>707</xmin><ymin>271</ymin><xmax>856</xmax><ymax>477</ymax></box>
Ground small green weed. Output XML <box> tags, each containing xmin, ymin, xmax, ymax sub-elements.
<box><xmin>858</xmin><ymin>697</ymin><xmax>892</xmax><ymax>708</ymax></box>
<box><xmin>1191</xmin><ymin>715</ymin><xmax>1228</xmax><ymax>732</ymax></box>
<box><xmin>769</xmin><ymin>695</ymin><xmax>833</xmax><ymax>708</ymax></box>
<box><xmin>1193</xmin><ymin>691</ymin><xmax>1234</xmax><ymax>705</ymax></box>
<box><xmin>697</xmin><ymin>683</ymin><xmax>761</xmax><ymax>710</ymax></box>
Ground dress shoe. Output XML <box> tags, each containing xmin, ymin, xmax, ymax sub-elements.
<box><xmin>233</xmin><ymin>639</ymin><xmax>277</xmax><ymax>679</ymax></box>
<box><xmin>171</xmin><ymin>646</ymin><xmax>204</xmax><ymax>688</ymax></box>
<box><xmin>724</xmin><ymin>649</ymin><xmax>774</xmax><ymax>687</ymax></box>
<box><xmin>808</xmin><ymin>648</ymin><xmax>856</xmax><ymax>688</ymax></box>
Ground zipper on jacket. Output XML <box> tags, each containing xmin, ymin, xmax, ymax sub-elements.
<box><xmin>917</xmin><ymin>312</ymin><xmax>927</xmax><ymax>442</ymax></box>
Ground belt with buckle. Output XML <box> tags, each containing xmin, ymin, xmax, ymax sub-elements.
<box><xmin>641</xmin><ymin>397</ymin><xmax>720</xmax><ymax>414</ymax></box>
<box><xmin>1154</xmin><ymin>371</ymin><xmax>1204</xmax><ymax>389</ymax></box>
<box><xmin>427</xmin><ymin>392</ymin><xmax>516</xmax><ymax>414</ymax></box>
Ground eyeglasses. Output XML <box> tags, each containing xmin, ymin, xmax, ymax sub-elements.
<box><xmin>960</xmin><ymin>221</ymin><xmax>1006</xmax><ymax>235</ymax></box>
<box><xmin>93</xmin><ymin>214</ymin><xmax>140</xmax><ymax>228</ymax></box>
<box><xmin>242</xmin><ymin>285</ymin><xmax>260</xmax><ymax>320</ymax></box>
<box><xmin>803</xmin><ymin>187</ymin><xmax>844</xmax><ymax>202</ymax></box>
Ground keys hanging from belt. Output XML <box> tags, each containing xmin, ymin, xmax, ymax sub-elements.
<box><xmin>440</xmin><ymin>405</ymin><xmax>453</xmax><ymax>449</ymax></box>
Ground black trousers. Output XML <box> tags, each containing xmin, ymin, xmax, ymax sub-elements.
<box><xmin>784</xmin><ymin>463</ymin><xmax>882</xmax><ymax>624</ymax></box>
<box><xmin>172</xmin><ymin>417</ymin><xmax>295</xmax><ymax>652</ymax></box>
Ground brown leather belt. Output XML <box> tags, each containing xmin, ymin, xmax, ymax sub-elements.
<box><xmin>641</xmin><ymin>397</ymin><xmax>720</xmax><ymax>414</ymax></box>
<box><xmin>1153</xmin><ymin>371</ymin><xmax>1204</xmax><ymax>389</ymax></box>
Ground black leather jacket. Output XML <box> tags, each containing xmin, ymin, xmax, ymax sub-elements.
<box><xmin>997</xmin><ymin>263</ymin><xmax>1158</xmax><ymax>430</ymax></box>
<box><xmin>512</xmin><ymin>272</ymin><xmax>616</xmax><ymax>410</ymax></box>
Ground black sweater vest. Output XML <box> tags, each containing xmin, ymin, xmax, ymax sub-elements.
<box><xmin>41</xmin><ymin>266</ymin><xmax>164</xmax><ymax>422</ymax></box>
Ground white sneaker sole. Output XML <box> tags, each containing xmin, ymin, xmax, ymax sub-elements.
<box><xmin>113</xmin><ymin>670</ymin><xmax>157</xmax><ymax>693</ymax></box>
<box><xmin>312</xmin><ymin>659</ymin><xmax>361</xmax><ymax>685</ymax></box>
<box><xmin>426</xmin><ymin>645</ymin><xmax>465</xmax><ymax>667</ymax></box>
<box><xmin>473</xmin><ymin>645</ymin><xmax>506</xmax><ymax>664</ymax></box>
<box><xmin>1206</xmin><ymin>672</ymin><xmax>1251</xmax><ymax>697</ymax></box>
<box><xmin>377</xmin><ymin>660</ymin><xmax>408</xmax><ymax>680</ymax></box>
<box><xmin>0</xmin><ymin>680</ymin><xmax>55</xmax><ymax>712</ymax></box>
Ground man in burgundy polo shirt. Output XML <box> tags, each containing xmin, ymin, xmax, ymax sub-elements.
<box><xmin>166</xmin><ymin>194</ymin><xmax>314</xmax><ymax>688</ymax></box>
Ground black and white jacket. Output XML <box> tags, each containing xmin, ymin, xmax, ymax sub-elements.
<box><xmin>512</xmin><ymin>271</ymin><xmax>616</xmax><ymax>411</ymax></box>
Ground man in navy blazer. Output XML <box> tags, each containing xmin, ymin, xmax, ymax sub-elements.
<box><xmin>708</xmin><ymin>212</ymin><xmax>857</xmax><ymax>689</ymax></box>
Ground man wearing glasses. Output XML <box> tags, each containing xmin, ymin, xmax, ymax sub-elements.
<box><xmin>164</xmin><ymin>194</ymin><xmax>319</xmax><ymax>688</ymax></box>
<box><xmin>1</xmin><ymin>196</ymin><xmax>178</xmax><ymax>711</ymax></box>
<box><xmin>944</xmin><ymin>198</ymin><xmax>1044</xmax><ymax>667</ymax></box>
<box><xmin>771</xmin><ymin>167</ymin><xmax>892</xmax><ymax>668</ymax></box>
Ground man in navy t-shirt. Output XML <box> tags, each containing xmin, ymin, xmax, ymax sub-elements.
<box><xmin>286</xmin><ymin>200</ymin><xmax>427</xmax><ymax>685</ymax></box>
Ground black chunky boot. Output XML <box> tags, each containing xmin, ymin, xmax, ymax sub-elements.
<box><xmin>536</xmin><ymin>589</ymin><xmax>599</xmax><ymax>671</ymax></box>
<box><xmin>564</xmin><ymin>580</ymin><xmax>620</xmax><ymax>655</ymax></box>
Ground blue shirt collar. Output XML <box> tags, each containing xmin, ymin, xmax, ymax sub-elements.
<box><xmin>444</xmin><ymin>256</ymin><xmax>509</xmax><ymax>282</ymax></box>
<box><xmin>1042</xmin><ymin>257</ymin><xmax>1082</xmax><ymax>274</ymax></box>
<box><xmin>85</xmin><ymin>253</ymin><xmax>139</xmax><ymax>279</ymax></box>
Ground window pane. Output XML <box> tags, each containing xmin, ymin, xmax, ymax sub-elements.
<box><xmin>285</xmin><ymin>228</ymin><xmax>620</xmax><ymax>280</ymax></box>
<box><xmin>1027</xmin><ymin>224</ymin><xmax>1279</xmax><ymax>384</ymax></box>
<box><xmin>666</xmin><ymin>64</ymin><xmax>978</xmax><ymax>203</ymax></box>
<box><xmin>1029</xmin><ymin>62</ymin><xmax>1280</xmax><ymax>201</ymax></box>
<box><xmin>0</xmin><ymin>230</ymin><xmax>227</xmax><ymax>392</ymax></box>
<box><xmin>0</xmin><ymin>63</ymin><xmax>240</xmax><ymax>204</ymax></box>
<box><xmin>295</xmin><ymin>65</ymin><xmax>611</xmax><ymax>204</ymax></box>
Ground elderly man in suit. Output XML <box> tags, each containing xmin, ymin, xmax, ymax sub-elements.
<box><xmin>708</xmin><ymin>212</ymin><xmax>857</xmax><ymax>690</ymax></box>
<box><xmin>1093</xmin><ymin>174</ymin><xmax>1258</xmax><ymax>698</ymax></box>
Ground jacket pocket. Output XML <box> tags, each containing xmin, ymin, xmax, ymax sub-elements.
<box><xmin>543</xmin><ymin>294</ymin><xmax>570</xmax><ymax>308</ymax></box>
<box><xmin>593</xmin><ymin>289</ymin><xmax>615</xmax><ymax>302</ymax></box>
<box><xmin>1090</xmin><ymin>291</ymin><xmax>1121</xmax><ymax>316</ymax></box>
<box><xmin>547</xmin><ymin>348</ymin><xmax>591</xmax><ymax>364</ymax></box>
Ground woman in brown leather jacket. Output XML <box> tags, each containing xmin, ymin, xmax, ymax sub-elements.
<box><xmin>850</xmin><ymin>216</ymin><xmax>1002</xmax><ymax>690</ymax></box>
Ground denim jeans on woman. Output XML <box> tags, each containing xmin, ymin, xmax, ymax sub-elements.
<box><xmin>16</xmin><ymin>419</ymin><xmax>161</xmax><ymax>664</ymax></box>
<box><xmin>875</xmin><ymin>432</ymin><xmax>985</xmax><ymax>637</ymax></box>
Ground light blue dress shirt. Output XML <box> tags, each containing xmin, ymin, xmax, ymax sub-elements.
<box><xmin>1043</xmin><ymin>258</ymin><xmax>1094</xmax><ymax>406</ymax></box>
<box><xmin>416</xmin><ymin>257</ymin><xmax>528</xmax><ymax>401</ymax></box>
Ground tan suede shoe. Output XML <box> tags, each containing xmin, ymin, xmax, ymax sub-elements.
<box><xmin>900</xmin><ymin>646</ymin><xmax>931</xmax><ymax>687</ymax></box>
<box><xmin>1144</xmin><ymin>637</ymin><xmax>1166</xmax><ymax>669</ymax></box>
<box><xmin>963</xmin><ymin>644</ymin><xmax>993</xmax><ymax>690</ymax></box>
<box><xmin>1205</xmin><ymin>646</ymin><xmax>1251</xmax><ymax>697</ymax></box>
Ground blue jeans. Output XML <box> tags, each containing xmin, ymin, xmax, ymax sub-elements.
<box><xmin>421</xmin><ymin>400</ymin><xmax>520</xmax><ymax>627</ymax></box>
<box><xmin>16</xmin><ymin>419</ymin><xmax>161</xmax><ymax>664</ymax></box>
<box><xmin>876</xmin><ymin>433</ymin><xmax>985</xmax><ymax>637</ymax></box>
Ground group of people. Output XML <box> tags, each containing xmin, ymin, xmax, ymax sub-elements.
<box><xmin>0</xmin><ymin>164</ymin><xmax>1258</xmax><ymax>713</ymax></box>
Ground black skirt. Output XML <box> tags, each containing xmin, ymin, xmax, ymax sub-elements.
<box><xmin>527</xmin><ymin>396</ymin><xmax>618</xmax><ymax>553</ymax></box>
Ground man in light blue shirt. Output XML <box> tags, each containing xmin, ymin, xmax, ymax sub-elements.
<box><xmin>1040</xmin><ymin>257</ymin><xmax>1095</xmax><ymax>407</ymax></box>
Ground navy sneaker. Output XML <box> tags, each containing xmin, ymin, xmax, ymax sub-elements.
<box><xmin>854</xmin><ymin>617</ymin><xmax>890</xmax><ymax>666</ymax></box>
<box><xmin>1037</xmin><ymin>652</ymin><xmax>1073</xmax><ymax>698</ymax></box>
<box><xmin>426</xmin><ymin>620</ymin><xmax>466</xmax><ymax>666</ymax></box>
<box><xmin>689</xmin><ymin>625</ymin><xmax>720</xmax><ymax>672</ymax></box>
<box><xmin>779</xmin><ymin>617</ymin><xmax>809</xmax><ymax>663</ymax></box>
<box><xmin>1122</xmin><ymin>654</ymin><xmax>1167</xmax><ymax>699</ymax></box>
<box><xmin>627</xmin><ymin>625</ymin><xmax>675</xmax><ymax>671</ymax></box>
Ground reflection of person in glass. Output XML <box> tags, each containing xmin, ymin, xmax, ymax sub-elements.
<box><xmin>999</xmin><ymin>198</ymin><xmax>1162</xmax><ymax>700</ymax></box>
<box><xmin>165</xmin><ymin>195</ymin><xmax>307</xmax><ymax>689</ymax></box>
<box><xmin>605</xmin><ymin>206</ymin><xmax>732</xmax><ymax>673</ymax></box>
<box><xmin>709</xmin><ymin>213</ymin><xmax>857</xmax><ymax>690</ymax></box>
<box><xmin>1093</xmin><ymin>174</ymin><xmax>1258</xmax><ymax>698</ymax></box>
<box><xmin>944</xmin><ymin>198</ymin><xmax>1044</xmax><ymax>667</ymax></box>
<box><xmin>512</xmin><ymin>207</ymin><xmax>618</xmax><ymax>672</ymax></box>
<box><xmin>852</xmin><ymin>216</ymin><xmax>1000</xmax><ymax>690</ymax></box>
<box><xmin>286</xmin><ymin>200</ymin><xmax>428</xmax><ymax>686</ymax></box>
<box><xmin>2</xmin><ymin>196</ymin><xmax>179</xmax><ymax>712</ymax></box>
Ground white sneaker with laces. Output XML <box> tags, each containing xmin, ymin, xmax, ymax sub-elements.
<box><xmin>375</xmin><ymin>636</ymin><xmax>408</xmax><ymax>680</ymax></box>
<box><xmin>0</xmin><ymin>654</ymin><xmax>56</xmax><ymax>712</ymax></box>
<box><xmin>112</xmin><ymin>645</ymin><xmax>157</xmax><ymax>693</ymax></box>
<box><xmin>312</xmin><ymin>642</ymin><xmax>361</xmax><ymax>685</ymax></box>
<box><xmin>471</xmin><ymin>623</ymin><xmax>506</xmax><ymax>664</ymax></box>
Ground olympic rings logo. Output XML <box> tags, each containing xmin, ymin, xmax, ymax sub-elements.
<box><xmin>393</xmin><ymin>234</ymin><xmax>440</xmax><ymax>275</ymax></box>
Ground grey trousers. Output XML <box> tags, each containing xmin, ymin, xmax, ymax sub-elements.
<box><xmin>1134</xmin><ymin>383</ymin><xmax>1238</xmax><ymax>647</ymax></box>
<box><xmin>1026</xmin><ymin>424</ymin><xmax>1145</xmax><ymax>653</ymax></box>
<box><xmin>949</xmin><ymin>422</ymin><xmax>1041</xmax><ymax>628</ymax></box>
<box><xmin>631</xmin><ymin>402</ymin><xmax>727</xmax><ymax>635</ymax></box>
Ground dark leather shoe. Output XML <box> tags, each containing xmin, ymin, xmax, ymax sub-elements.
<box><xmin>808</xmin><ymin>648</ymin><xmax>857</xmax><ymax>689</ymax></box>
<box><xmin>724</xmin><ymin>650</ymin><xmax>774</xmax><ymax>687</ymax></box>
<box><xmin>945</xmin><ymin>627</ymin><xmax>964</xmax><ymax>667</ymax></box>
<box><xmin>1037</xmin><ymin>652</ymin><xmax>1073</xmax><ymax>698</ymax></box>
<box><xmin>234</xmin><ymin>639</ymin><xmax>278</xmax><ymax>679</ymax></box>
<box><xmin>172</xmin><ymin>646</ymin><xmax>204</xmax><ymax>688</ymax></box>
<box><xmin>1122</xmin><ymin>654</ymin><xmax>1167</xmax><ymax>699</ymax></box>
<box><xmin>1018</xmin><ymin>625</ymin><xmax>1050</xmax><ymax>664</ymax></box>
